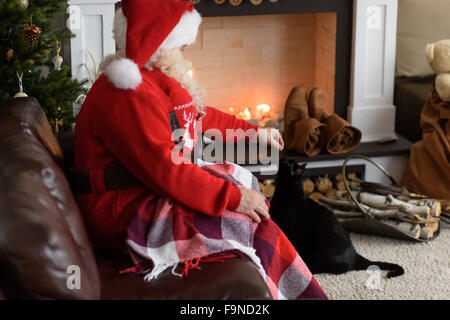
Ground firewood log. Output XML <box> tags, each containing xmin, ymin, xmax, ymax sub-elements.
<box><xmin>323</xmin><ymin>204</ymin><xmax>400</xmax><ymax>220</ymax></box>
<box><xmin>396</xmin><ymin>214</ymin><xmax>439</xmax><ymax>225</ymax></box>
<box><xmin>426</xmin><ymin>221</ymin><xmax>439</xmax><ymax>233</ymax></box>
<box><xmin>408</xmin><ymin>199</ymin><xmax>441</xmax><ymax>217</ymax></box>
<box><xmin>360</xmin><ymin>205</ymin><xmax>401</xmax><ymax>218</ymax></box>
<box><xmin>316</xmin><ymin>176</ymin><xmax>333</xmax><ymax>193</ymax></box>
<box><xmin>387</xmin><ymin>195</ymin><xmax>430</xmax><ymax>219</ymax></box>
<box><xmin>259</xmin><ymin>180</ymin><xmax>275</xmax><ymax>198</ymax></box>
<box><xmin>309</xmin><ymin>192</ymin><xmax>324</xmax><ymax>203</ymax></box>
<box><xmin>331</xmin><ymin>174</ymin><xmax>345</xmax><ymax>190</ymax></box>
<box><xmin>420</xmin><ymin>226</ymin><xmax>434</xmax><ymax>239</ymax></box>
<box><xmin>326</xmin><ymin>189</ymin><xmax>337</xmax><ymax>198</ymax></box>
<box><xmin>382</xmin><ymin>220</ymin><xmax>421</xmax><ymax>239</ymax></box>
<box><xmin>302</xmin><ymin>179</ymin><xmax>315</xmax><ymax>194</ymax></box>
<box><xmin>359</xmin><ymin>192</ymin><xmax>391</xmax><ymax>209</ymax></box>
<box><xmin>336</xmin><ymin>180</ymin><xmax>346</xmax><ymax>191</ymax></box>
<box><xmin>347</xmin><ymin>173</ymin><xmax>357</xmax><ymax>180</ymax></box>
<box><xmin>336</xmin><ymin>190</ymin><xmax>359</xmax><ymax>200</ymax></box>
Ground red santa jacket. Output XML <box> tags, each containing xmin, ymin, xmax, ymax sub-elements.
<box><xmin>74</xmin><ymin>67</ymin><xmax>258</xmax><ymax>251</ymax></box>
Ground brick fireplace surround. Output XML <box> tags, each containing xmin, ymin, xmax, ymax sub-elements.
<box><xmin>67</xmin><ymin>0</ymin><xmax>409</xmax><ymax>184</ymax></box>
<box><xmin>184</xmin><ymin>12</ymin><xmax>337</xmax><ymax>118</ymax></box>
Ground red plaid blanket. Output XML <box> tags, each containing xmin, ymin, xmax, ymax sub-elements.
<box><xmin>125</xmin><ymin>161</ymin><xmax>328</xmax><ymax>300</ymax></box>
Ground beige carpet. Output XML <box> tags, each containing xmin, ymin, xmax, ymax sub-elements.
<box><xmin>314</xmin><ymin>223</ymin><xmax>450</xmax><ymax>300</ymax></box>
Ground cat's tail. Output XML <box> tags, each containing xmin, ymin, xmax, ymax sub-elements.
<box><xmin>354</xmin><ymin>254</ymin><xmax>405</xmax><ymax>278</ymax></box>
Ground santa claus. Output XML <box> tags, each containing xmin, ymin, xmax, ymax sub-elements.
<box><xmin>74</xmin><ymin>0</ymin><xmax>284</xmax><ymax>251</ymax></box>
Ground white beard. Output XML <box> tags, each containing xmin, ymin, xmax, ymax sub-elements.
<box><xmin>147</xmin><ymin>48</ymin><xmax>206</xmax><ymax>116</ymax></box>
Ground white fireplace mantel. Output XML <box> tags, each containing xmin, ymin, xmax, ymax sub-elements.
<box><xmin>348</xmin><ymin>0</ymin><xmax>399</xmax><ymax>142</ymax></box>
<box><xmin>68</xmin><ymin>0</ymin><xmax>399</xmax><ymax>143</ymax></box>
<box><xmin>67</xmin><ymin>0</ymin><xmax>120</xmax><ymax>83</ymax></box>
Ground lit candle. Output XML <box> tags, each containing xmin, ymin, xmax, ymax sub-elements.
<box><xmin>243</xmin><ymin>108</ymin><xmax>251</xmax><ymax>120</ymax></box>
<box><xmin>256</xmin><ymin>104</ymin><xmax>271</xmax><ymax>120</ymax></box>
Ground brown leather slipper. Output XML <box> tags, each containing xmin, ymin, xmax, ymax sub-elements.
<box><xmin>284</xmin><ymin>86</ymin><xmax>327</xmax><ymax>156</ymax></box>
<box><xmin>287</xmin><ymin>118</ymin><xmax>327</xmax><ymax>156</ymax></box>
<box><xmin>309</xmin><ymin>87</ymin><xmax>362</xmax><ymax>154</ymax></box>
<box><xmin>323</xmin><ymin>113</ymin><xmax>362</xmax><ymax>154</ymax></box>
<box><xmin>284</xmin><ymin>86</ymin><xmax>309</xmax><ymax>147</ymax></box>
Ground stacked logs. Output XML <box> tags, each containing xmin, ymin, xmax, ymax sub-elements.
<box><xmin>259</xmin><ymin>173</ymin><xmax>357</xmax><ymax>201</ymax></box>
<box><xmin>319</xmin><ymin>190</ymin><xmax>441</xmax><ymax>240</ymax></box>
<box><xmin>259</xmin><ymin>172</ymin><xmax>445</xmax><ymax>239</ymax></box>
<box><xmin>303</xmin><ymin>173</ymin><xmax>357</xmax><ymax>203</ymax></box>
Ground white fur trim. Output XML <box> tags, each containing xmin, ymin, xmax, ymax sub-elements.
<box><xmin>161</xmin><ymin>10</ymin><xmax>202</xmax><ymax>50</ymax></box>
<box><xmin>104</xmin><ymin>58</ymin><xmax>142</xmax><ymax>90</ymax></box>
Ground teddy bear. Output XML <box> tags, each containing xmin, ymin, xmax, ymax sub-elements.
<box><xmin>425</xmin><ymin>39</ymin><xmax>450</xmax><ymax>102</ymax></box>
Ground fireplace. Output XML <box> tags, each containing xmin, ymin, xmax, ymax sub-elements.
<box><xmin>186</xmin><ymin>0</ymin><xmax>353</xmax><ymax>123</ymax></box>
<box><xmin>184</xmin><ymin>12</ymin><xmax>339</xmax><ymax>124</ymax></box>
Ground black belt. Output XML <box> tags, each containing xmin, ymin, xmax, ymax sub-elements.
<box><xmin>68</xmin><ymin>162</ymin><xmax>143</xmax><ymax>194</ymax></box>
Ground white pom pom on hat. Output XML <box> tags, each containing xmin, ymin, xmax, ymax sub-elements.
<box><xmin>104</xmin><ymin>58</ymin><xmax>142</xmax><ymax>90</ymax></box>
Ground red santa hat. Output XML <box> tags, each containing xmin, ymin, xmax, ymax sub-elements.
<box><xmin>105</xmin><ymin>0</ymin><xmax>202</xmax><ymax>90</ymax></box>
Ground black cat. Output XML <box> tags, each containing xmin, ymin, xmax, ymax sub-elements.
<box><xmin>270</xmin><ymin>159</ymin><xmax>404</xmax><ymax>278</ymax></box>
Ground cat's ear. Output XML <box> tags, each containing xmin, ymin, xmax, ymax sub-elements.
<box><xmin>294</xmin><ymin>163</ymin><xmax>307</xmax><ymax>177</ymax></box>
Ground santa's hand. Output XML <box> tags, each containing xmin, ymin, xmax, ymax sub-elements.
<box><xmin>236</xmin><ymin>186</ymin><xmax>270</xmax><ymax>223</ymax></box>
<box><xmin>257</xmin><ymin>128</ymin><xmax>284</xmax><ymax>151</ymax></box>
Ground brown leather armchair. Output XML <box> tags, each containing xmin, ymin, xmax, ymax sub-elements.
<box><xmin>0</xmin><ymin>97</ymin><xmax>272</xmax><ymax>300</ymax></box>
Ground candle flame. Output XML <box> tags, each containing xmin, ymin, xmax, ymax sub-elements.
<box><xmin>188</xmin><ymin>69</ymin><xmax>193</xmax><ymax>78</ymax></box>
<box><xmin>243</xmin><ymin>108</ymin><xmax>251</xmax><ymax>120</ymax></box>
<box><xmin>256</xmin><ymin>104</ymin><xmax>271</xmax><ymax>114</ymax></box>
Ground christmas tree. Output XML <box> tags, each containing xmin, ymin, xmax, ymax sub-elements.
<box><xmin>0</xmin><ymin>0</ymin><xmax>87</xmax><ymax>132</ymax></box>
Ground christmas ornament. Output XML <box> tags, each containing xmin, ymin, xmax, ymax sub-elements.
<box><xmin>51</xmin><ymin>106</ymin><xmax>64</xmax><ymax>133</ymax></box>
<box><xmin>18</xmin><ymin>0</ymin><xmax>29</xmax><ymax>9</ymax></box>
<box><xmin>40</xmin><ymin>49</ymin><xmax>51</xmax><ymax>56</ymax></box>
<box><xmin>6</xmin><ymin>48</ymin><xmax>14</xmax><ymax>61</ymax></box>
<box><xmin>14</xmin><ymin>71</ymin><xmax>28</xmax><ymax>98</ymax></box>
<box><xmin>52</xmin><ymin>41</ymin><xmax>63</xmax><ymax>70</ymax></box>
<box><xmin>214</xmin><ymin>0</ymin><xmax>225</xmax><ymax>4</ymax></box>
<box><xmin>250</xmin><ymin>0</ymin><xmax>263</xmax><ymax>5</ymax></box>
<box><xmin>229</xmin><ymin>0</ymin><xmax>242</xmax><ymax>6</ymax></box>
<box><xmin>23</xmin><ymin>23</ymin><xmax>42</xmax><ymax>47</ymax></box>
<box><xmin>51</xmin><ymin>118</ymin><xmax>64</xmax><ymax>133</ymax></box>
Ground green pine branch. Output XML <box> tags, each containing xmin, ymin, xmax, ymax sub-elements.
<box><xmin>0</xmin><ymin>0</ymin><xmax>88</xmax><ymax>132</ymax></box>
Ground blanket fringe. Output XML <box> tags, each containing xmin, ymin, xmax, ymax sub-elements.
<box><xmin>119</xmin><ymin>262</ymin><xmax>151</xmax><ymax>275</ymax></box>
<box><xmin>121</xmin><ymin>252</ymin><xmax>239</xmax><ymax>281</ymax></box>
<box><xmin>143</xmin><ymin>262</ymin><xmax>176</xmax><ymax>282</ymax></box>
<box><xmin>180</xmin><ymin>252</ymin><xmax>237</xmax><ymax>277</ymax></box>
